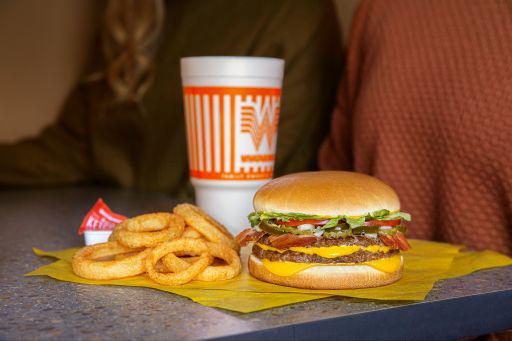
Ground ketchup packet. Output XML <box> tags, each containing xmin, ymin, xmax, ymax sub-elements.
<box><xmin>78</xmin><ymin>199</ymin><xmax>126</xmax><ymax>235</ymax></box>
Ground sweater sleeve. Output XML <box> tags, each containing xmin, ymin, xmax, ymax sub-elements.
<box><xmin>0</xmin><ymin>82</ymin><xmax>93</xmax><ymax>187</ymax></box>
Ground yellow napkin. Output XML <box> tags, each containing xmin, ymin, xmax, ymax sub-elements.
<box><xmin>26</xmin><ymin>239</ymin><xmax>512</xmax><ymax>313</ymax></box>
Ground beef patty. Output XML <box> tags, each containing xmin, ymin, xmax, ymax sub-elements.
<box><xmin>257</xmin><ymin>234</ymin><xmax>387</xmax><ymax>248</ymax></box>
<box><xmin>253</xmin><ymin>235</ymin><xmax>398</xmax><ymax>264</ymax></box>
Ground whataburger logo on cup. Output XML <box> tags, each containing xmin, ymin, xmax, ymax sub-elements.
<box><xmin>183</xmin><ymin>86</ymin><xmax>280</xmax><ymax>181</ymax></box>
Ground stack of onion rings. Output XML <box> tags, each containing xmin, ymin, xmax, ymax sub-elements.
<box><xmin>72</xmin><ymin>205</ymin><xmax>242</xmax><ymax>285</ymax></box>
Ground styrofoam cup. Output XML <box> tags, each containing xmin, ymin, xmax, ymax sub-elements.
<box><xmin>181</xmin><ymin>56</ymin><xmax>285</xmax><ymax>235</ymax></box>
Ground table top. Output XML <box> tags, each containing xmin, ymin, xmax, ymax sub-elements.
<box><xmin>1</xmin><ymin>187</ymin><xmax>511</xmax><ymax>340</ymax></box>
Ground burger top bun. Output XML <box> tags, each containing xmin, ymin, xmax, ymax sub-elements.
<box><xmin>253</xmin><ymin>171</ymin><xmax>400</xmax><ymax>217</ymax></box>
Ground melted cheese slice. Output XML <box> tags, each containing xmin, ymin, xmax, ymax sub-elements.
<box><xmin>262</xmin><ymin>255</ymin><xmax>402</xmax><ymax>277</ymax></box>
<box><xmin>256</xmin><ymin>243</ymin><xmax>390</xmax><ymax>258</ymax></box>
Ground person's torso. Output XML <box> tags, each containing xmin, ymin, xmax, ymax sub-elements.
<box><xmin>348</xmin><ymin>0</ymin><xmax>512</xmax><ymax>253</ymax></box>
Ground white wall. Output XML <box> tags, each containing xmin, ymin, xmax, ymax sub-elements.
<box><xmin>0</xmin><ymin>0</ymin><xmax>96</xmax><ymax>142</ymax></box>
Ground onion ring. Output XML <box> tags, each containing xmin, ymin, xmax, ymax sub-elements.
<box><xmin>114</xmin><ymin>249</ymin><xmax>145</xmax><ymax>260</ymax></box>
<box><xmin>160</xmin><ymin>255</ymin><xmax>201</xmax><ymax>273</ymax></box>
<box><xmin>176</xmin><ymin>226</ymin><xmax>203</xmax><ymax>256</ymax></box>
<box><xmin>155</xmin><ymin>259</ymin><xmax>169</xmax><ymax>273</ymax></box>
<box><xmin>173</xmin><ymin>204</ymin><xmax>239</xmax><ymax>252</ymax></box>
<box><xmin>108</xmin><ymin>227</ymin><xmax>117</xmax><ymax>242</ymax></box>
<box><xmin>182</xmin><ymin>226</ymin><xmax>203</xmax><ymax>239</ymax></box>
<box><xmin>125</xmin><ymin>213</ymin><xmax>176</xmax><ymax>232</ymax></box>
<box><xmin>72</xmin><ymin>242</ymin><xmax>149</xmax><ymax>280</ymax></box>
<box><xmin>118</xmin><ymin>254</ymin><xmax>168</xmax><ymax>273</ymax></box>
<box><xmin>113</xmin><ymin>214</ymin><xmax>185</xmax><ymax>248</ymax></box>
<box><xmin>162</xmin><ymin>242</ymin><xmax>241</xmax><ymax>281</ymax></box>
<box><xmin>145</xmin><ymin>238</ymin><xmax>212</xmax><ymax>286</ymax></box>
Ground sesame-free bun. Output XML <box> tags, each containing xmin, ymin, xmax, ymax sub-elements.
<box><xmin>248</xmin><ymin>255</ymin><xmax>403</xmax><ymax>289</ymax></box>
<box><xmin>254</xmin><ymin>171</ymin><xmax>400</xmax><ymax>217</ymax></box>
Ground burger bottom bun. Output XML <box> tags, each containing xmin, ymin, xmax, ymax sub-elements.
<box><xmin>248</xmin><ymin>255</ymin><xmax>403</xmax><ymax>290</ymax></box>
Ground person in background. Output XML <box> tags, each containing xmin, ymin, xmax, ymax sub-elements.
<box><xmin>0</xmin><ymin>0</ymin><xmax>342</xmax><ymax>198</ymax></box>
<box><xmin>320</xmin><ymin>0</ymin><xmax>512</xmax><ymax>255</ymax></box>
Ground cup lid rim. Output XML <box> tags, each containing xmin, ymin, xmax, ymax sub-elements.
<box><xmin>181</xmin><ymin>56</ymin><xmax>284</xmax><ymax>79</ymax></box>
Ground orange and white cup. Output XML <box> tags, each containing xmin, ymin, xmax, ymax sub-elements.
<box><xmin>181</xmin><ymin>56</ymin><xmax>284</xmax><ymax>235</ymax></box>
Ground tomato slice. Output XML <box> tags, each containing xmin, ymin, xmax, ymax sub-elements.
<box><xmin>278</xmin><ymin>219</ymin><xmax>330</xmax><ymax>227</ymax></box>
<box><xmin>364</xmin><ymin>219</ymin><xmax>401</xmax><ymax>227</ymax></box>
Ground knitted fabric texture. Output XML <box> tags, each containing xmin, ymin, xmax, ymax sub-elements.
<box><xmin>320</xmin><ymin>0</ymin><xmax>512</xmax><ymax>254</ymax></box>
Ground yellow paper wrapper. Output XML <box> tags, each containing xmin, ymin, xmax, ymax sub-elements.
<box><xmin>26</xmin><ymin>248</ymin><xmax>327</xmax><ymax>313</ymax></box>
<box><xmin>441</xmin><ymin>249</ymin><xmax>512</xmax><ymax>279</ymax></box>
<box><xmin>26</xmin><ymin>239</ymin><xmax>512</xmax><ymax>313</ymax></box>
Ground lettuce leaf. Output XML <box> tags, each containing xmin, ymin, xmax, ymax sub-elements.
<box><xmin>322</xmin><ymin>217</ymin><xmax>341</xmax><ymax>229</ymax></box>
<box><xmin>345</xmin><ymin>216</ymin><xmax>366</xmax><ymax>227</ymax></box>
<box><xmin>382</xmin><ymin>211</ymin><xmax>411</xmax><ymax>221</ymax></box>
<box><xmin>247</xmin><ymin>209</ymin><xmax>411</xmax><ymax>228</ymax></box>
<box><xmin>248</xmin><ymin>212</ymin><xmax>261</xmax><ymax>227</ymax></box>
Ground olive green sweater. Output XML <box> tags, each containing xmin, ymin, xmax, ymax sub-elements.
<box><xmin>0</xmin><ymin>0</ymin><xmax>342</xmax><ymax>198</ymax></box>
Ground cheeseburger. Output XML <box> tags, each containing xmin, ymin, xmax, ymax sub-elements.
<box><xmin>236</xmin><ymin>171</ymin><xmax>411</xmax><ymax>289</ymax></box>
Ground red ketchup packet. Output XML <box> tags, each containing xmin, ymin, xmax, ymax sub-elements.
<box><xmin>78</xmin><ymin>198</ymin><xmax>127</xmax><ymax>235</ymax></box>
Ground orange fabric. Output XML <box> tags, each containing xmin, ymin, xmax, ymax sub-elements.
<box><xmin>320</xmin><ymin>0</ymin><xmax>512</xmax><ymax>255</ymax></box>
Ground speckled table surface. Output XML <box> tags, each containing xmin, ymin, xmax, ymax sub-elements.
<box><xmin>1</xmin><ymin>187</ymin><xmax>511</xmax><ymax>341</ymax></box>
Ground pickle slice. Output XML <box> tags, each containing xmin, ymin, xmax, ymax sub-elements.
<box><xmin>259</xmin><ymin>220</ymin><xmax>313</xmax><ymax>235</ymax></box>
<box><xmin>377</xmin><ymin>225</ymin><xmax>407</xmax><ymax>235</ymax></box>
<box><xmin>323</xmin><ymin>228</ymin><xmax>352</xmax><ymax>238</ymax></box>
<box><xmin>259</xmin><ymin>220</ymin><xmax>406</xmax><ymax>238</ymax></box>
